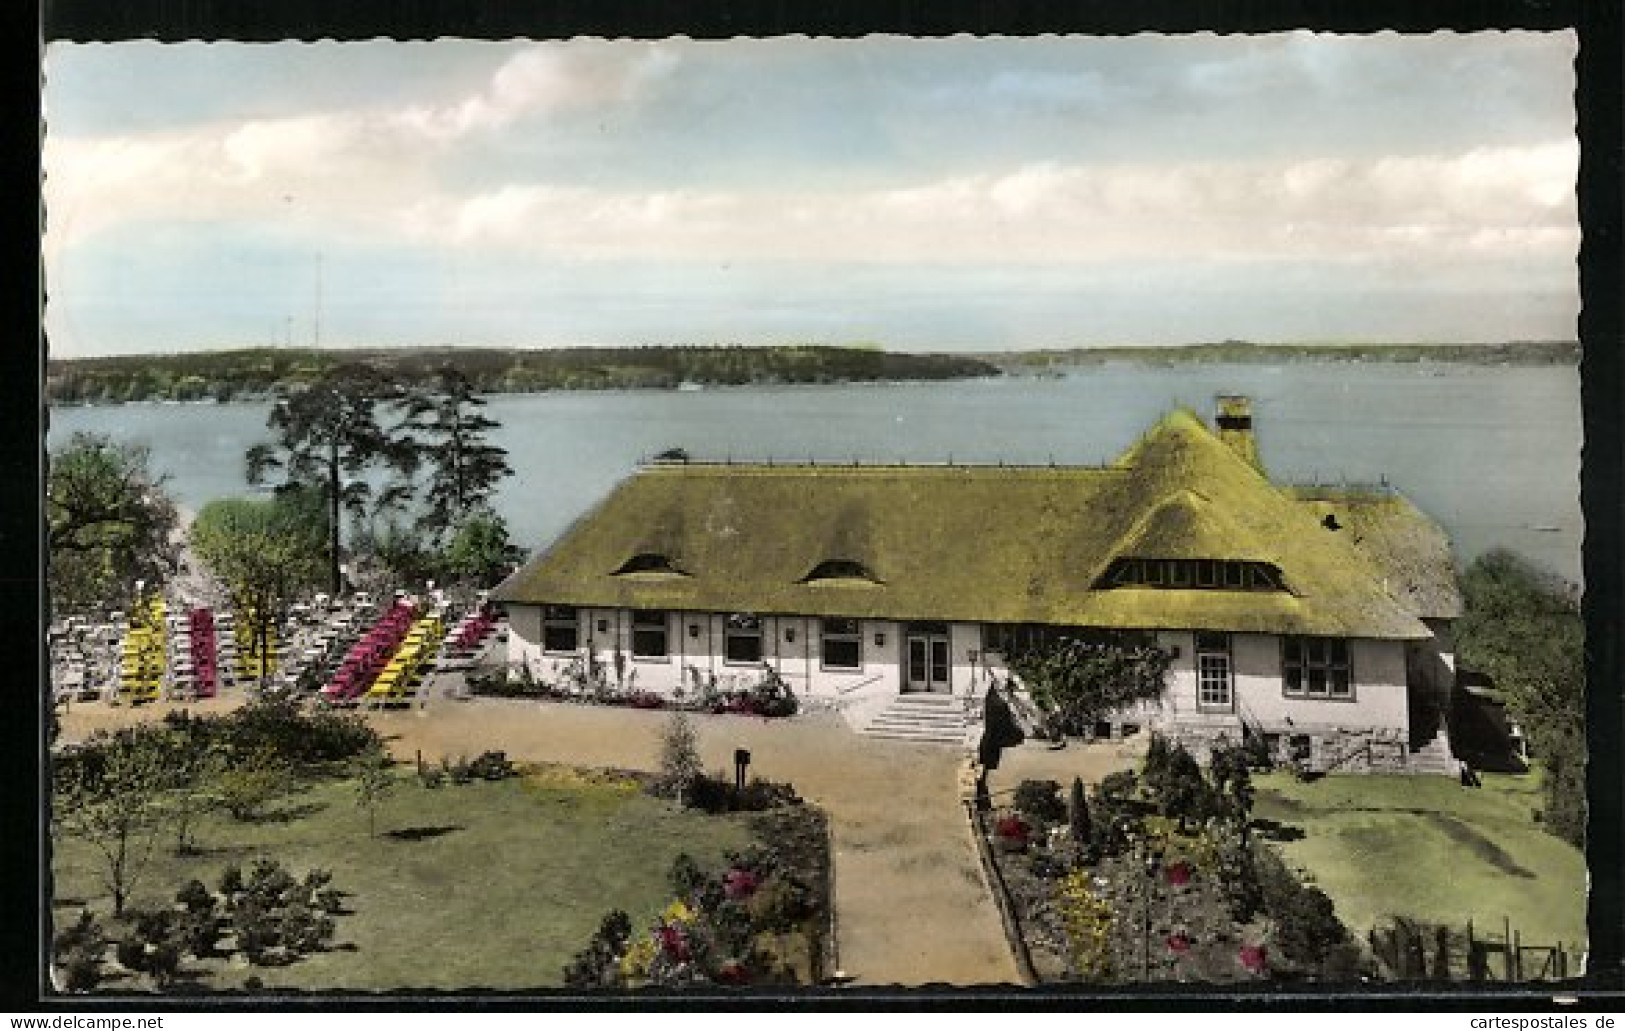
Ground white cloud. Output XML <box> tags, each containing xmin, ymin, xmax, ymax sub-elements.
<box><xmin>392</xmin><ymin>44</ymin><xmax>676</xmax><ymax>141</ymax></box>
<box><xmin>404</xmin><ymin>142</ymin><xmax>1578</xmax><ymax>269</ymax></box>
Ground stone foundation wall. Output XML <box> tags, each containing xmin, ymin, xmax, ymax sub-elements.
<box><xmin>1266</xmin><ymin>725</ymin><xmax>1412</xmax><ymax>773</ymax></box>
<box><xmin>1160</xmin><ymin>721</ymin><xmax>1415</xmax><ymax>773</ymax></box>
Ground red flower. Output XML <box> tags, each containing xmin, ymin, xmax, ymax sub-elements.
<box><xmin>724</xmin><ymin>868</ymin><xmax>761</xmax><ymax>900</ymax></box>
<box><xmin>995</xmin><ymin>815</ymin><xmax>1030</xmax><ymax>842</ymax></box>
<box><xmin>657</xmin><ymin>925</ymin><xmax>692</xmax><ymax>961</ymax></box>
<box><xmin>1165</xmin><ymin>932</ymin><xmax>1192</xmax><ymax>955</ymax></box>
<box><xmin>715</xmin><ymin>959</ymin><xmax>752</xmax><ymax>985</ymax></box>
<box><xmin>1165</xmin><ymin>861</ymin><xmax>1193</xmax><ymax>886</ymax></box>
<box><xmin>1239</xmin><ymin>944</ymin><xmax>1268</xmax><ymax>974</ymax></box>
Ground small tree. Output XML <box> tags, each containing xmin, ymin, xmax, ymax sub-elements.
<box><xmin>1146</xmin><ymin>741</ymin><xmax>1210</xmax><ymax>832</ymax></box>
<box><xmin>1068</xmin><ymin>776</ymin><xmax>1092</xmax><ymax>846</ymax></box>
<box><xmin>216</xmin><ymin>748</ymin><xmax>292</xmax><ymax>822</ymax></box>
<box><xmin>1207</xmin><ymin>739</ymin><xmax>1255</xmax><ymax>832</ymax></box>
<box><xmin>354</xmin><ymin>747</ymin><xmax>395</xmax><ymax>838</ymax></box>
<box><xmin>657</xmin><ymin>711</ymin><xmax>703</xmax><ymax>808</ymax></box>
<box><xmin>54</xmin><ymin>727</ymin><xmax>173</xmax><ymax>917</ymax></box>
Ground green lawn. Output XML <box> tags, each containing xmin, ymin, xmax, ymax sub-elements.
<box><xmin>51</xmin><ymin>765</ymin><xmax>755</xmax><ymax>991</ymax></box>
<box><xmin>1252</xmin><ymin>770</ymin><xmax>1587</xmax><ymax>951</ymax></box>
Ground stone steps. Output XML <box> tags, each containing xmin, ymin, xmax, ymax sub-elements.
<box><xmin>861</xmin><ymin>695</ymin><xmax>969</xmax><ymax>745</ymax></box>
<box><xmin>1408</xmin><ymin>732</ymin><xmax>1457</xmax><ymax>774</ymax></box>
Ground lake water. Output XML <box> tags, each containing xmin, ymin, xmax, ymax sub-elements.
<box><xmin>47</xmin><ymin>362</ymin><xmax>1584</xmax><ymax>586</ymax></box>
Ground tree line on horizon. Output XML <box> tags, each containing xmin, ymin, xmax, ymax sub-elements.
<box><xmin>44</xmin><ymin>345</ymin><xmax>1002</xmax><ymax>405</ymax></box>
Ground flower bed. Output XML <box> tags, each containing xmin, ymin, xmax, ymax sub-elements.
<box><xmin>981</xmin><ymin>741</ymin><xmax>1365</xmax><ymax>985</ymax></box>
<box><xmin>565</xmin><ymin>805</ymin><xmax>832</xmax><ymax>989</ymax></box>
<box><xmin>467</xmin><ymin>666</ymin><xmax>799</xmax><ymax>718</ymax></box>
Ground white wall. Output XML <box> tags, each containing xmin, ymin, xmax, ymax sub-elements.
<box><xmin>1233</xmin><ymin>634</ymin><xmax>1408</xmax><ymax>734</ymax></box>
<box><xmin>506</xmin><ymin>607</ymin><xmax>1410</xmax><ymax>738</ymax></box>
<box><xmin>505</xmin><ymin>604</ymin><xmax>910</xmax><ymax>700</ymax></box>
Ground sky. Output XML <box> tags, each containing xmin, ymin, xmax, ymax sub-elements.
<box><xmin>42</xmin><ymin>33</ymin><xmax>1580</xmax><ymax>357</ymax></box>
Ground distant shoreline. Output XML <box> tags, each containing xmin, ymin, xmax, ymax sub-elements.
<box><xmin>43</xmin><ymin>340</ymin><xmax>1577</xmax><ymax>407</ymax></box>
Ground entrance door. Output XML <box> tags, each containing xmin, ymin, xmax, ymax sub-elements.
<box><xmin>904</xmin><ymin>622</ymin><xmax>951</xmax><ymax>693</ymax></box>
<box><xmin>1195</xmin><ymin>631</ymin><xmax>1233</xmax><ymax>712</ymax></box>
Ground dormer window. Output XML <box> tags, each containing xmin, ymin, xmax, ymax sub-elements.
<box><xmin>614</xmin><ymin>552</ymin><xmax>685</xmax><ymax>576</ymax></box>
<box><xmin>1098</xmin><ymin>558</ymin><xmax>1288</xmax><ymax>592</ymax></box>
<box><xmin>801</xmin><ymin>559</ymin><xmax>882</xmax><ymax>584</ymax></box>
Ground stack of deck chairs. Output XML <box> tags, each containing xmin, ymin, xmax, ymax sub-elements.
<box><xmin>171</xmin><ymin>607</ymin><xmax>221</xmax><ymax>699</ymax></box>
<box><xmin>232</xmin><ymin>603</ymin><xmax>279</xmax><ymax>684</ymax></box>
<box><xmin>444</xmin><ymin>605</ymin><xmax>500</xmax><ymax>655</ymax></box>
<box><xmin>320</xmin><ymin>599</ymin><xmax>417</xmax><ymax>704</ymax></box>
<box><xmin>363</xmin><ymin>610</ymin><xmax>445</xmax><ymax>704</ymax></box>
<box><xmin>118</xmin><ymin>596</ymin><xmax>166</xmax><ymax>704</ymax></box>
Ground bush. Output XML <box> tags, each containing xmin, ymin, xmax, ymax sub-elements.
<box><xmin>745</xmin><ymin>877</ymin><xmax>811</xmax><ymax>933</ymax></box>
<box><xmin>669</xmin><ymin>853</ymin><xmax>708</xmax><ymax>898</ymax></box>
<box><xmin>1055</xmin><ymin>869</ymin><xmax>1114</xmax><ymax>980</ymax></box>
<box><xmin>1068</xmin><ymin>777</ymin><xmax>1092</xmax><ymax>847</ymax></box>
<box><xmin>216</xmin><ymin>749</ymin><xmax>293</xmax><ymax>821</ymax></box>
<box><xmin>52</xmin><ymin>911</ymin><xmax>106</xmax><ymax>993</ymax></box>
<box><xmin>994</xmin><ymin>813</ymin><xmax>1031</xmax><ymax>853</ymax></box>
<box><xmin>1146</xmin><ymin>740</ymin><xmax>1213</xmax><ymax>829</ymax></box>
<box><xmin>746</xmin><ymin>668</ymin><xmax>798</xmax><ymax>718</ymax></box>
<box><xmin>1014</xmin><ymin>779</ymin><xmax>1067</xmax><ymax>823</ymax></box>
<box><xmin>563</xmin><ymin>909</ymin><xmax>633</xmax><ymax>989</ymax></box>
<box><xmin>468</xmin><ymin>750</ymin><xmax>516</xmax><ymax>781</ymax></box>
<box><xmin>735</xmin><ymin>776</ymin><xmax>801</xmax><ymax>811</ymax></box>
<box><xmin>218</xmin><ymin>697</ymin><xmax>381</xmax><ymax>767</ymax></box>
<box><xmin>1254</xmin><ymin>844</ymin><xmax>1350</xmax><ymax>969</ymax></box>
<box><xmin>222</xmin><ymin>859</ymin><xmax>345</xmax><ymax>966</ymax></box>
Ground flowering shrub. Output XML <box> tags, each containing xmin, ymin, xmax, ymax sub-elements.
<box><xmin>1164</xmin><ymin>860</ymin><xmax>1193</xmax><ymax>887</ymax></box>
<box><xmin>1055</xmin><ymin>870</ymin><xmax>1115</xmax><ymax>980</ymax></box>
<box><xmin>1239</xmin><ymin>943</ymin><xmax>1269</xmax><ymax>975</ymax></box>
<box><xmin>1166</xmin><ymin>932</ymin><xmax>1192</xmax><ymax>955</ymax></box>
<box><xmin>618</xmin><ymin>934</ymin><xmax>657</xmax><ymax>981</ymax></box>
<box><xmin>724</xmin><ymin>868</ymin><xmax>761</xmax><ymax>901</ymax></box>
<box><xmin>994</xmin><ymin>814</ymin><xmax>1032</xmax><ymax>854</ymax></box>
<box><xmin>715</xmin><ymin>958</ymin><xmax>752</xmax><ymax>986</ymax></box>
<box><xmin>995</xmin><ymin>814</ymin><xmax>1030</xmax><ymax>841</ymax></box>
<box><xmin>627</xmin><ymin>691</ymin><xmax>666</xmax><ymax>710</ymax></box>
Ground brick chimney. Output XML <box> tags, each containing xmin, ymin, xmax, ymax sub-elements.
<box><xmin>1215</xmin><ymin>395</ymin><xmax>1262</xmax><ymax>470</ymax></box>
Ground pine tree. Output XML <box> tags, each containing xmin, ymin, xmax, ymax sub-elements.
<box><xmin>246</xmin><ymin>365</ymin><xmax>411</xmax><ymax>596</ymax></box>
<box><xmin>397</xmin><ymin>367</ymin><xmax>513</xmax><ymax>540</ymax></box>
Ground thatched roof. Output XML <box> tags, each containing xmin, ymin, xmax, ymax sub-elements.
<box><xmin>1287</xmin><ymin>488</ymin><xmax>1463</xmax><ymax>619</ymax></box>
<box><xmin>493</xmin><ymin>407</ymin><xmax>1450</xmax><ymax>639</ymax></box>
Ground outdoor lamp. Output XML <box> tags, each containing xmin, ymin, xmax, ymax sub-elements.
<box><xmin>785</xmin><ymin>627</ymin><xmax>796</xmax><ymax>643</ymax></box>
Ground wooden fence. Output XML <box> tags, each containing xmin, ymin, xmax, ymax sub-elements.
<box><xmin>1368</xmin><ymin>916</ymin><xmax>1580</xmax><ymax>982</ymax></box>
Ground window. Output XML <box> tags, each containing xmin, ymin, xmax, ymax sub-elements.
<box><xmin>802</xmin><ymin>559</ymin><xmax>881</xmax><ymax>583</ymax></box>
<box><xmin>631</xmin><ymin>610</ymin><xmax>669</xmax><ymax>658</ymax></box>
<box><xmin>821</xmin><ymin>618</ymin><xmax>862</xmax><ymax>669</ymax></box>
<box><xmin>542</xmin><ymin>605</ymin><xmax>578</xmax><ymax>653</ymax></box>
<box><xmin>725</xmin><ymin>614</ymin><xmax>763</xmax><ymax>664</ymax></box>
<box><xmin>1282</xmin><ymin>636</ymin><xmax>1352</xmax><ymax>698</ymax></box>
<box><xmin>1196</xmin><ymin>632</ymin><xmax>1232</xmax><ymax>709</ymax></box>
<box><xmin>615</xmin><ymin>553</ymin><xmax>684</xmax><ymax>575</ymax></box>
<box><xmin>1097</xmin><ymin>558</ymin><xmax>1288</xmax><ymax>592</ymax></box>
